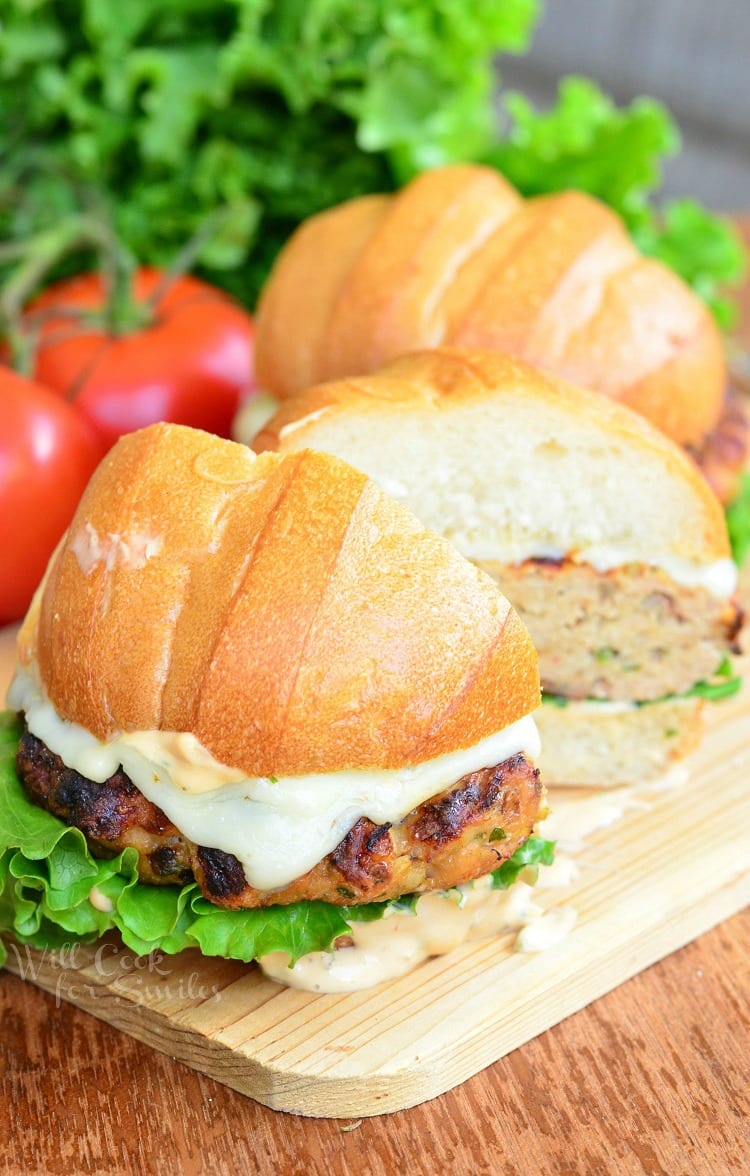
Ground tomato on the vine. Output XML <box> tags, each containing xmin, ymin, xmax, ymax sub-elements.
<box><xmin>28</xmin><ymin>268</ymin><xmax>256</xmax><ymax>450</ymax></box>
<box><xmin>0</xmin><ymin>366</ymin><xmax>103</xmax><ymax>625</ymax></box>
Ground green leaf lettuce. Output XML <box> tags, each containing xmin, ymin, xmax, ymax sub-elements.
<box><xmin>490</xmin><ymin>77</ymin><xmax>746</xmax><ymax>326</ymax></box>
<box><xmin>1</xmin><ymin>2</ymin><xmax>742</xmax><ymax>316</ymax></box>
<box><xmin>727</xmin><ymin>472</ymin><xmax>750</xmax><ymax>567</ymax></box>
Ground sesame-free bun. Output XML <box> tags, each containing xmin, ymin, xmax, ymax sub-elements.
<box><xmin>24</xmin><ymin>423</ymin><xmax>539</xmax><ymax>777</ymax></box>
<box><xmin>254</xmin><ymin>165</ymin><xmax>724</xmax><ymax>448</ymax></box>
<box><xmin>253</xmin><ymin>348</ymin><xmax>732</xmax><ymax>570</ymax></box>
<box><xmin>249</xmin><ymin>350</ymin><xmax>739</xmax><ymax>787</ymax></box>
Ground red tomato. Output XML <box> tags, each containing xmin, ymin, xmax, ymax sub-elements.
<box><xmin>0</xmin><ymin>367</ymin><xmax>103</xmax><ymax>625</ymax></box>
<box><xmin>28</xmin><ymin>268</ymin><xmax>255</xmax><ymax>449</ymax></box>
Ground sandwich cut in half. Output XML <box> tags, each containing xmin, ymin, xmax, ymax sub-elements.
<box><xmin>252</xmin><ymin>348</ymin><xmax>744</xmax><ymax>788</ymax></box>
<box><xmin>1</xmin><ymin>422</ymin><xmax>549</xmax><ymax>992</ymax></box>
<box><xmin>250</xmin><ymin>164</ymin><xmax>747</xmax><ymax>504</ymax></box>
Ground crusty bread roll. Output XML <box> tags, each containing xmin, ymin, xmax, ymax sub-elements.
<box><xmin>25</xmin><ymin>422</ymin><xmax>539</xmax><ymax>777</ymax></box>
<box><xmin>254</xmin><ymin>164</ymin><xmax>725</xmax><ymax>450</ymax></box>
<box><xmin>252</xmin><ymin>348</ymin><xmax>740</xmax><ymax>786</ymax></box>
<box><xmin>254</xmin><ymin>348</ymin><xmax>732</xmax><ymax>569</ymax></box>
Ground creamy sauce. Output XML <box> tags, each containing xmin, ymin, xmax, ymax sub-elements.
<box><xmin>88</xmin><ymin>885</ymin><xmax>114</xmax><ymax>913</ymax></box>
<box><xmin>641</xmin><ymin>764</ymin><xmax>690</xmax><ymax>793</ymax></box>
<box><xmin>516</xmin><ymin>906</ymin><xmax>578</xmax><ymax>953</ymax></box>
<box><xmin>259</xmin><ymin>877</ymin><xmax>544</xmax><ymax>993</ymax></box>
<box><xmin>9</xmin><ymin>665</ymin><xmax>540</xmax><ymax>892</ymax></box>
<box><xmin>535</xmin><ymin>852</ymin><xmax>580</xmax><ymax>889</ymax></box>
<box><xmin>259</xmin><ymin>855</ymin><xmax>587</xmax><ymax>993</ymax></box>
<box><xmin>536</xmin><ymin>789</ymin><xmax>640</xmax><ymax>853</ymax></box>
<box><xmin>260</xmin><ymin>761</ymin><xmax>692</xmax><ymax>993</ymax></box>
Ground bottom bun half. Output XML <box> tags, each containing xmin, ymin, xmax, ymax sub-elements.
<box><xmin>536</xmin><ymin>697</ymin><xmax>704</xmax><ymax>789</ymax></box>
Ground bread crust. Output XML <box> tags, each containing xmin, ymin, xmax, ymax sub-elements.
<box><xmin>254</xmin><ymin>165</ymin><xmax>725</xmax><ymax>447</ymax></box>
<box><xmin>254</xmin><ymin>347</ymin><xmax>732</xmax><ymax>566</ymax></box>
<box><xmin>27</xmin><ymin>423</ymin><xmax>540</xmax><ymax>776</ymax></box>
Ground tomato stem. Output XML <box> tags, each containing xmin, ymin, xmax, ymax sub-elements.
<box><xmin>0</xmin><ymin>206</ymin><xmax>234</xmax><ymax>374</ymax></box>
<box><xmin>0</xmin><ymin>213</ymin><xmax>142</xmax><ymax>372</ymax></box>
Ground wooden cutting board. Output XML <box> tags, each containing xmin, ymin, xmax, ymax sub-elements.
<box><xmin>3</xmin><ymin>633</ymin><xmax>749</xmax><ymax>1117</ymax></box>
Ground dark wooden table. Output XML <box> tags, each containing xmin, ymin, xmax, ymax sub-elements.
<box><xmin>2</xmin><ymin>230</ymin><xmax>749</xmax><ymax>1176</ymax></box>
<box><xmin>2</xmin><ymin>914</ymin><xmax>748</xmax><ymax>1174</ymax></box>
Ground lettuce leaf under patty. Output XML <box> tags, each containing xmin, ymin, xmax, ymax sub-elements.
<box><xmin>0</xmin><ymin>712</ymin><xmax>552</xmax><ymax>968</ymax></box>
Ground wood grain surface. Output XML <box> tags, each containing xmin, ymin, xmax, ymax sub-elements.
<box><xmin>1</xmin><ymin>916</ymin><xmax>748</xmax><ymax>1175</ymax></box>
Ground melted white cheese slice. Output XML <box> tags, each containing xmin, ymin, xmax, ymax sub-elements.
<box><xmin>9</xmin><ymin>666</ymin><xmax>540</xmax><ymax>892</ymax></box>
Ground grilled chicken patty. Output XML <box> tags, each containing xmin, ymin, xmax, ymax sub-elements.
<box><xmin>16</xmin><ymin>727</ymin><xmax>543</xmax><ymax>909</ymax></box>
<box><xmin>480</xmin><ymin>560</ymin><xmax>742</xmax><ymax>702</ymax></box>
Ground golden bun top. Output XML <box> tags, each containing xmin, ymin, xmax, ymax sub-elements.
<box><xmin>254</xmin><ymin>164</ymin><xmax>725</xmax><ymax>448</ymax></box>
<box><xmin>20</xmin><ymin>423</ymin><xmax>539</xmax><ymax>776</ymax></box>
<box><xmin>253</xmin><ymin>348</ymin><xmax>732</xmax><ymax>568</ymax></box>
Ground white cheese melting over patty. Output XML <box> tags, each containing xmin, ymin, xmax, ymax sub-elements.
<box><xmin>8</xmin><ymin>665</ymin><xmax>540</xmax><ymax>892</ymax></box>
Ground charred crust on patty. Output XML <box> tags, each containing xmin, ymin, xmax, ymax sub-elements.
<box><xmin>330</xmin><ymin>819</ymin><xmax>394</xmax><ymax>889</ymax></box>
<box><xmin>16</xmin><ymin>728</ymin><xmax>192</xmax><ymax>881</ymax></box>
<box><xmin>410</xmin><ymin>754</ymin><xmax>532</xmax><ymax>846</ymax></box>
<box><xmin>18</xmin><ymin>730</ymin><xmax>173</xmax><ymax>840</ymax></box>
<box><xmin>14</xmin><ymin>723</ymin><xmax>544</xmax><ymax>911</ymax></box>
<box><xmin>727</xmin><ymin>603</ymin><xmax>745</xmax><ymax>651</ymax></box>
<box><xmin>148</xmin><ymin>845</ymin><xmax>192</xmax><ymax>883</ymax></box>
<box><xmin>532</xmin><ymin>557</ymin><xmax>565</xmax><ymax>569</ymax></box>
<box><xmin>194</xmin><ymin>846</ymin><xmax>248</xmax><ymax>900</ymax></box>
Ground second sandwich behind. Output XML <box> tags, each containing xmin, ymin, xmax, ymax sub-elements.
<box><xmin>252</xmin><ymin>348</ymin><xmax>743</xmax><ymax>788</ymax></box>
